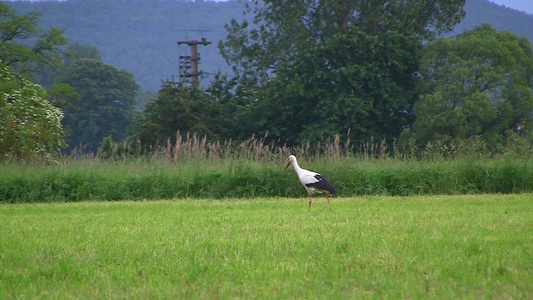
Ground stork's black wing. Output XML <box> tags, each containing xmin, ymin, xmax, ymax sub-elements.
<box><xmin>305</xmin><ymin>174</ymin><xmax>337</xmax><ymax>194</ymax></box>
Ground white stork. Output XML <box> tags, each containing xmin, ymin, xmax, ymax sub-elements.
<box><xmin>284</xmin><ymin>155</ymin><xmax>337</xmax><ymax>211</ymax></box>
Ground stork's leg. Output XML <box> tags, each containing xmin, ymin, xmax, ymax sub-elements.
<box><xmin>308</xmin><ymin>194</ymin><xmax>312</xmax><ymax>212</ymax></box>
<box><xmin>326</xmin><ymin>193</ymin><xmax>331</xmax><ymax>210</ymax></box>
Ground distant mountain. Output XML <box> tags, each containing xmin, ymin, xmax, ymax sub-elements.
<box><xmin>485</xmin><ymin>0</ymin><xmax>533</xmax><ymax>15</ymax></box>
<box><xmin>6</xmin><ymin>0</ymin><xmax>533</xmax><ymax>91</ymax></box>
<box><xmin>457</xmin><ymin>0</ymin><xmax>533</xmax><ymax>42</ymax></box>
<box><xmin>7</xmin><ymin>0</ymin><xmax>246</xmax><ymax>91</ymax></box>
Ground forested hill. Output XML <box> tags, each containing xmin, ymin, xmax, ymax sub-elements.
<box><xmin>6</xmin><ymin>0</ymin><xmax>533</xmax><ymax>91</ymax></box>
<box><xmin>7</xmin><ymin>0</ymin><xmax>247</xmax><ymax>91</ymax></box>
<box><xmin>456</xmin><ymin>0</ymin><xmax>533</xmax><ymax>41</ymax></box>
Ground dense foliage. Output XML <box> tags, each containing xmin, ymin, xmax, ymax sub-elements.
<box><xmin>219</xmin><ymin>0</ymin><xmax>465</xmax><ymax>146</ymax></box>
<box><xmin>0</xmin><ymin>3</ymin><xmax>67</xmax><ymax>76</ymax></box>
<box><xmin>232</xmin><ymin>26</ymin><xmax>420</xmax><ymax>145</ymax></box>
<box><xmin>57</xmin><ymin>59</ymin><xmax>139</xmax><ymax>152</ymax></box>
<box><xmin>220</xmin><ymin>0</ymin><xmax>465</xmax><ymax>84</ymax></box>
<box><xmin>134</xmin><ymin>82</ymin><xmax>234</xmax><ymax>145</ymax></box>
<box><xmin>402</xmin><ymin>24</ymin><xmax>533</xmax><ymax>153</ymax></box>
<box><xmin>0</xmin><ymin>63</ymin><xmax>66</xmax><ymax>161</ymax></box>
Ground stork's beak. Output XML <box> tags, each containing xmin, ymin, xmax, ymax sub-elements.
<box><xmin>284</xmin><ymin>161</ymin><xmax>291</xmax><ymax>171</ymax></box>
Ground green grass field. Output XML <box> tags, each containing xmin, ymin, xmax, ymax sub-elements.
<box><xmin>1</xmin><ymin>195</ymin><xmax>532</xmax><ymax>299</ymax></box>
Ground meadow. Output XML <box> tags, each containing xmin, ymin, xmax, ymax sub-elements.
<box><xmin>1</xmin><ymin>194</ymin><xmax>532</xmax><ymax>299</ymax></box>
<box><xmin>1</xmin><ymin>135</ymin><xmax>532</xmax><ymax>298</ymax></box>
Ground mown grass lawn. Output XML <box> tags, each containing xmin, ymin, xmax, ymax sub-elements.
<box><xmin>1</xmin><ymin>195</ymin><xmax>532</xmax><ymax>299</ymax></box>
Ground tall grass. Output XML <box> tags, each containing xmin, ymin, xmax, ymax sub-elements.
<box><xmin>1</xmin><ymin>155</ymin><xmax>532</xmax><ymax>203</ymax></box>
<box><xmin>1</xmin><ymin>195</ymin><xmax>532</xmax><ymax>298</ymax></box>
<box><xmin>1</xmin><ymin>132</ymin><xmax>533</xmax><ymax>203</ymax></box>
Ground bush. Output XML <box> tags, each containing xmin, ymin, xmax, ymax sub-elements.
<box><xmin>0</xmin><ymin>63</ymin><xmax>66</xmax><ymax>162</ymax></box>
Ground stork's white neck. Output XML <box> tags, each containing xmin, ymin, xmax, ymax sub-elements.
<box><xmin>290</xmin><ymin>157</ymin><xmax>304</xmax><ymax>176</ymax></box>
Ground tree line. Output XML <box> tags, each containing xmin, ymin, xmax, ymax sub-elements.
<box><xmin>1</xmin><ymin>1</ymin><xmax>533</xmax><ymax>162</ymax></box>
<box><xmin>138</xmin><ymin>0</ymin><xmax>533</xmax><ymax>156</ymax></box>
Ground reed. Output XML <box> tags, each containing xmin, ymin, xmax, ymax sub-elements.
<box><xmin>71</xmin><ymin>132</ymin><xmax>407</xmax><ymax>163</ymax></box>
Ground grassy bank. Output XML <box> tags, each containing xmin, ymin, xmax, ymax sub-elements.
<box><xmin>1</xmin><ymin>195</ymin><xmax>532</xmax><ymax>298</ymax></box>
<box><xmin>1</xmin><ymin>156</ymin><xmax>533</xmax><ymax>203</ymax></box>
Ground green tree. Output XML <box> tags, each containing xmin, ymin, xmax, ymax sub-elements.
<box><xmin>235</xmin><ymin>26</ymin><xmax>419</xmax><ymax>145</ymax></box>
<box><xmin>0</xmin><ymin>3</ymin><xmax>68</xmax><ymax>76</ymax></box>
<box><xmin>47</xmin><ymin>83</ymin><xmax>79</xmax><ymax>109</ymax></box>
<box><xmin>0</xmin><ymin>63</ymin><xmax>66</xmax><ymax>161</ymax></box>
<box><xmin>222</xmin><ymin>0</ymin><xmax>464</xmax><ymax>145</ymax></box>
<box><xmin>58</xmin><ymin>59</ymin><xmax>139</xmax><ymax>152</ymax></box>
<box><xmin>37</xmin><ymin>42</ymin><xmax>102</xmax><ymax>89</ymax></box>
<box><xmin>63</xmin><ymin>42</ymin><xmax>101</xmax><ymax>67</ymax></box>
<box><xmin>134</xmin><ymin>81</ymin><xmax>233</xmax><ymax>147</ymax></box>
<box><xmin>41</xmin><ymin>43</ymin><xmax>101</xmax><ymax>111</ymax></box>
<box><xmin>220</xmin><ymin>0</ymin><xmax>465</xmax><ymax>84</ymax></box>
<box><xmin>404</xmin><ymin>24</ymin><xmax>533</xmax><ymax>151</ymax></box>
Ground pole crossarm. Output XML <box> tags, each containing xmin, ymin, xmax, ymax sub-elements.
<box><xmin>177</xmin><ymin>38</ymin><xmax>212</xmax><ymax>85</ymax></box>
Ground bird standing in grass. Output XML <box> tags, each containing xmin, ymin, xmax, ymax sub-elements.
<box><xmin>284</xmin><ymin>155</ymin><xmax>337</xmax><ymax>211</ymax></box>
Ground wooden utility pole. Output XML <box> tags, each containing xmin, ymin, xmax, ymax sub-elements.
<box><xmin>177</xmin><ymin>37</ymin><xmax>212</xmax><ymax>86</ymax></box>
